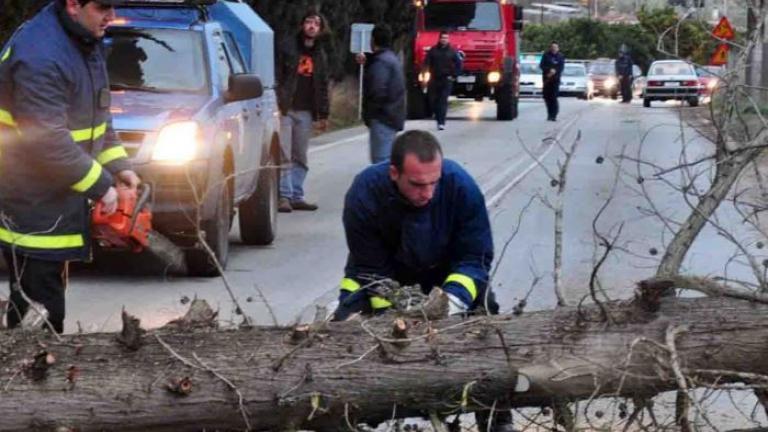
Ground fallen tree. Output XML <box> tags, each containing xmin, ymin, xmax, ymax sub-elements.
<box><xmin>1</xmin><ymin>281</ymin><xmax>768</xmax><ymax>431</ymax></box>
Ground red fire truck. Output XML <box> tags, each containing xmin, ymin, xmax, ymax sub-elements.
<box><xmin>408</xmin><ymin>0</ymin><xmax>524</xmax><ymax>121</ymax></box>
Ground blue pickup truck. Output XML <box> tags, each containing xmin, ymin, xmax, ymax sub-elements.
<box><xmin>106</xmin><ymin>0</ymin><xmax>280</xmax><ymax>276</ymax></box>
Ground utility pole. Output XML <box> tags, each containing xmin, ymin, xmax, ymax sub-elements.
<box><xmin>746</xmin><ymin>0</ymin><xmax>766</xmax><ymax>106</ymax></box>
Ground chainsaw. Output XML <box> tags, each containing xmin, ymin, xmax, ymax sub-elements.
<box><xmin>91</xmin><ymin>184</ymin><xmax>186</xmax><ymax>273</ymax></box>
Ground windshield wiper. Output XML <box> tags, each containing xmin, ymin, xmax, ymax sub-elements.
<box><xmin>110</xmin><ymin>83</ymin><xmax>169</xmax><ymax>93</ymax></box>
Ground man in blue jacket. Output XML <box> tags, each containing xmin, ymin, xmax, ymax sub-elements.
<box><xmin>539</xmin><ymin>41</ymin><xmax>565</xmax><ymax>121</ymax></box>
<box><xmin>0</xmin><ymin>0</ymin><xmax>138</xmax><ymax>333</ymax></box>
<box><xmin>334</xmin><ymin>130</ymin><xmax>497</xmax><ymax>320</ymax></box>
<box><xmin>361</xmin><ymin>24</ymin><xmax>405</xmax><ymax>164</ymax></box>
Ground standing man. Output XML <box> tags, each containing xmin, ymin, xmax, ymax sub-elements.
<box><xmin>615</xmin><ymin>45</ymin><xmax>634</xmax><ymax>103</ymax></box>
<box><xmin>539</xmin><ymin>41</ymin><xmax>565</xmax><ymax>121</ymax></box>
<box><xmin>424</xmin><ymin>31</ymin><xmax>461</xmax><ymax>131</ymax></box>
<box><xmin>361</xmin><ymin>24</ymin><xmax>405</xmax><ymax>164</ymax></box>
<box><xmin>276</xmin><ymin>9</ymin><xmax>330</xmax><ymax>213</ymax></box>
<box><xmin>0</xmin><ymin>0</ymin><xmax>138</xmax><ymax>333</ymax></box>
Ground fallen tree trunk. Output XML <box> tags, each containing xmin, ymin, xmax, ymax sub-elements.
<box><xmin>2</xmin><ymin>286</ymin><xmax>768</xmax><ymax>431</ymax></box>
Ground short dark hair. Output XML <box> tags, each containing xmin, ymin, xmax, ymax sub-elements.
<box><xmin>439</xmin><ymin>31</ymin><xmax>449</xmax><ymax>37</ymax></box>
<box><xmin>550</xmin><ymin>40</ymin><xmax>559</xmax><ymax>46</ymax></box>
<box><xmin>390</xmin><ymin>130</ymin><xmax>443</xmax><ymax>172</ymax></box>
<box><xmin>372</xmin><ymin>24</ymin><xmax>392</xmax><ymax>49</ymax></box>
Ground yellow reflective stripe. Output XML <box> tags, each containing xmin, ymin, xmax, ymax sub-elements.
<box><xmin>70</xmin><ymin>122</ymin><xmax>107</xmax><ymax>142</ymax></box>
<box><xmin>370</xmin><ymin>296</ymin><xmax>393</xmax><ymax>310</ymax></box>
<box><xmin>0</xmin><ymin>109</ymin><xmax>16</xmax><ymax>127</ymax></box>
<box><xmin>0</xmin><ymin>47</ymin><xmax>10</xmax><ymax>63</ymax></box>
<box><xmin>444</xmin><ymin>273</ymin><xmax>478</xmax><ymax>300</ymax></box>
<box><xmin>340</xmin><ymin>277</ymin><xmax>361</xmax><ymax>293</ymax></box>
<box><xmin>97</xmin><ymin>145</ymin><xmax>128</xmax><ymax>165</ymax></box>
<box><xmin>71</xmin><ymin>161</ymin><xmax>103</xmax><ymax>193</ymax></box>
<box><xmin>0</xmin><ymin>227</ymin><xmax>83</xmax><ymax>249</ymax></box>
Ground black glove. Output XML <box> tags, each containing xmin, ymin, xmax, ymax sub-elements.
<box><xmin>331</xmin><ymin>290</ymin><xmax>370</xmax><ymax>321</ymax></box>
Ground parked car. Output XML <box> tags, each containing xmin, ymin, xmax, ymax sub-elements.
<box><xmin>587</xmin><ymin>59</ymin><xmax>618</xmax><ymax>99</ymax></box>
<box><xmin>631</xmin><ymin>64</ymin><xmax>646</xmax><ymax>97</ymax></box>
<box><xmin>107</xmin><ymin>0</ymin><xmax>281</xmax><ymax>276</ymax></box>
<box><xmin>559</xmin><ymin>62</ymin><xmax>592</xmax><ymax>99</ymax></box>
<box><xmin>519</xmin><ymin>61</ymin><xmax>543</xmax><ymax>97</ymax></box>
<box><xmin>696</xmin><ymin>65</ymin><xmax>724</xmax><ymax>98</ymax></box>
<box><xmin>643</xmin><ymin>60</ymin><xmax>701</xmax><ymax>107</ymax></box>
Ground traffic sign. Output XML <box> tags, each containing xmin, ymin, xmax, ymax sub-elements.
<box><xmin>712</xmin><ymin>16</ymin><xmax>735</xmax><ymax>40</ymax></box>
<box><xmin>710</xmin><ymin>43</ymin><xmax>729</xmax><ymax>66</ymax></box>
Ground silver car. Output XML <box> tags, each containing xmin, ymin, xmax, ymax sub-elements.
<box><xmin>559</xmin><ymin>63</ymin><xmax>592</xmax><ymax>99</ymax></box>
<box><xmin>643</xmin><ymin>60</ymin><xmax>701</xmax><ymax>107</ymax></box>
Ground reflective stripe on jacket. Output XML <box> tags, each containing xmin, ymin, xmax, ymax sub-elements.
<box><xmin>0</xmin><ymin>4</ymin><xmax>130</xmax><ymax>261</ymax></box>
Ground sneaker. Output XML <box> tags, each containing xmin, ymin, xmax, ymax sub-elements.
<box><xmin>437</xmin><ymin>124</ymin><xmax>445</xmax><ymax>130</ymax></box>
<box><xmin>290</xmin><ymin>199</ymin><xmax>318</xmax><ymax>211</ymax></box>
<box><xmin>278</xmin><ymin>197</ymin><xmax>292</xmax><ymax>213</ymax></box>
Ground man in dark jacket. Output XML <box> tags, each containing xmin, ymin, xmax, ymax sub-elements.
<box><xmin>615</xmin><ymin>46</ymin><xmax>634</xmax><ymax>103</ymax></box>
<box><xmin>539</xmin><ymin>41</ymin><xmax>565</xmax><ymax>121</ymax></box>
<box><xmin>362</xmin><ymin>24</ymin><xmax>405</xmax><ymax>164</ymax></box>
<box><xmin>424</xmin><ymin>32</ymin><xmax>461</xmax><ymax>130</ymax></box>
<box><xmin>0</xmin><ymin>0</ymin><xmax>138</xmax><ymax>333</ymax></box>
<box><xmin>275</xmin><ymin>10</ymin><xmax>330</xmax><ymax>213</ymax></box>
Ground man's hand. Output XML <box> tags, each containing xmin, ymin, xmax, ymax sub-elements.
<box><xmin>117</xmin><ymin>170</ymin><xmax>140</xmax><ymax>190</ymax></box>
<box><xmin>355</xmin><ymin>52</ymin><xmax>367</xmax><ymax>65</ymax></box>
<box><xmin>99</xmin><ymin>186</ymin><xmax>118</xmax><ymax>215</ymax></box>
<box><xmin>314</xmin><ymin>119</ymin><xmax>329</xmax><ymax>132</ymax></box>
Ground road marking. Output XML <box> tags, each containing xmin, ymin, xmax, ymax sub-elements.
<box><xmin>308</xmin><ymin>132</ymin><xmax>368</xmax><ymax>154</ymax></box>
<box><xmin>484</xmin><ymin>115</ymin><xmax>579</xmax><ymax>208</ymax></box>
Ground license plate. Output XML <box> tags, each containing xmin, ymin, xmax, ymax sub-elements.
<box><xmin>664</xmin><ymin>81</ymin><xmax>680</xmax><ymax>87</ymax></box>
<box><xmin>457</xmin><ymin>75</ymin><xmax>476</xmax><ymax>84</ymax></box>
<box><xmin>565</xmin><ymin>82</ymin><xmax>575</xmax><ymax>86</ymax></box>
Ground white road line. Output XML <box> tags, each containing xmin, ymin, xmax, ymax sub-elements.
<box><xmin>485</xmin><ymin>115</ymin><xmax>579</xmax><ymax>208</ymax></box>
<box><xmin>308</xmin><ymin>132</ymin><xmax>368</xmax><ymax>154</ymax></box>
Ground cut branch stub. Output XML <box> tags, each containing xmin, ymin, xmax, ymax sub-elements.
<box><xmin>636</xmin><ymin>279</ymin><xmax>675</xmax><ymax>312</ymax></box>
<box><xmin>26</xmin><ymin>351</ymin><xmax>55</xmax><ymax>381</ymax></box>
<box><xmin>116</xmin><ymin>309</ymin><xmax>144</xmax><ymax>351</ymax></box>
<box><xmin>291</xmin><ymin>325</ymin><xmax>311</xmax><ymax>344</ymax></box>
<box><xmin>391</xmin><ymin>318</ymin><xmax>409</xmax><ymax>348</ymax></box>
<box><xmin>166</xmin><ymin>377</ymin><xmax>193</xmax><ymax>396</ymax></box>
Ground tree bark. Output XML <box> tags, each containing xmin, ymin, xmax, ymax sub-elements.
<box><xmin>2</xmin><ymin>290</ymin><xmax>768</xmax><ymax>431</ymax></box>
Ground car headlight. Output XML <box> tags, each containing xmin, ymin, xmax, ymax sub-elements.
<box><xmin>418</xmin><ymin>71</ymin><xmax>431</xmax><ymax>84</ymax></box>
<box><xmin>707</xmin><ymin>79</ymin><xmax>718</xmax><ymax>90</ymax></box>
<box><xmin>152</xmin><ymin>121</ymin><xmax>200</xmax><ymax>163</ymax></box>
<box><xmin>588</xmin><ymin>80</ymin><xmax>595</xmax><ymax>90</ymax></box>
<box><xmin>604</xmin><ymin>77</ymin><xmax>617</xmax><ymax>88</ymax></box>
<box><xmin>487</xmin><ymin>71</ymin><xmax>501</xmax><ymax>84</ymax></box>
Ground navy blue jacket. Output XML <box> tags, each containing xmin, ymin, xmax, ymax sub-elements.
<box><xmin>615</xmin><ymin>52</ymin><xmax>634</xmax><ymax>77</ymax></box>
<box><xmin>362</xmin><ymin>49</ymin><xmax>405</xmax><ymax>131</ymax></box>
<box><xmin>0</xmin><ymin>4</ymin><xmax>130</xmax><ymax>261</ymax></box>
<box><xmin>341</xmin><ymin>159</ymin><xmax>494</xmax><ymax>308</ymax></box>
<box><xmin>539</xmin><ymin>50</ymin><xmax>565</xmax><ymax>86</ymax></box>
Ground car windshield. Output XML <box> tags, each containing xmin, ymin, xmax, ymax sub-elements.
<box><xmin>562</xmin><ymin>65</ymin><xmax>586</xmax><ymax>77</ymax></box>
<box><xmin>650</xmin><ymin>62</ymin><xmax>694</xmax><ymax>76</ymax></box>
<box><xmin>424</xmin><ymin>2</ymin><xmax>501</xmax><ymax>31</ymax></box>
<box><xmin>588</xmin><ymin>62</ymin><xmax>614</xmax><ymax>75</ymax></box>
<box><xmin>106</xmin><ymin>28</ymin><xmax>208</xmax><ymax>93</ymax></box>
<box><xmin>520</xmin><ymin>63</ymin><xmax>539</xmax><ymax>74</ymax></box>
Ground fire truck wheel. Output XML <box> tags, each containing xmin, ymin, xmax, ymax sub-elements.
<box><xmin>496</xmin><ymin>82</ymin><xmax>516</xmax><ymax>121</ymax></box>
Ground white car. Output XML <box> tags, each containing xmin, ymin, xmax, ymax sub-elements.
<box><xmin>643</xmin><ymin>60</ymin><xmax>701</xmax><ymax>107</ymax></box>
<box><xmin>559</xmin><ymin>63</ymin><xmax>592</xmax><ymax>99</ymax></box>
<box><xmin>519</xmin><ymin>61</ymin><xmax>543</xmax><ymax>97</ymax></box>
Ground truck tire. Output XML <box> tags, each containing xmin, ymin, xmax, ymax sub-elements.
<box><xmin>239</xmin><ymin>155</ymin><xmax>278</xmax><ymax>246</ymax></box>
<box><xmin>496</xmin><ymin>82</ymin><xmax>517</xmax><ymax>121</ymax></box>
<box><xmin>407</xmin><ymin>85</ymin><xmax>430</xmax><ymax>119</ymax></box>
<box><xmin>187</xmin><ymin>173</ymin><xmax>233</xmax><ymax>277</ymax></box>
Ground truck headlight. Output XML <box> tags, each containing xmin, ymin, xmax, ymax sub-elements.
<box><xmin>604</xmin><ymin>77</ymin><xmax>617</xmax><ymax>89</ymax></box>
<box><xmin>152</xmin><ymin>121</ymin><xmax>200</xmax><ymax>163</ymax></box>
<box><xmin>418</xmin><ymin>71</ymin><xmax>431</xmax><ymax>84</ymax></box>
<box><xmin>487</xmin><ymin>71</ymin><xmax>501</xmax><ymax>84</ymax></box>
<box><xmin>707</xmin><ymin>79</ymin><xmax>718</xmax><ymax>90</ymax></box>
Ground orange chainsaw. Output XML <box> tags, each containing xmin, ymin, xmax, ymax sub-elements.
<box><xmin>91</xmin><ymin>184</ymin><xmax>186</xmax><ymax>273</ymax></box>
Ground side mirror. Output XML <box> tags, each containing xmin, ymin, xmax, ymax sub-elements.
<box><xmin>513</xmin><ymin>6</ymin><xmax>524</xmax><ymax>31</ymax></box>
<box><xmin>226</xmin><ymin>74</ymin><xmax>263</xmax><ymax>103</ymax></box>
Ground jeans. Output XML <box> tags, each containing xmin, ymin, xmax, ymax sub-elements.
<box><xmin>543</xmin><ymin>81</ymin><xmax>560</xmax><ymax>119</ymax></box>
<box><xmin>3</xmin><ymin>249</ymin><xmax>67</xmax><ymax>333</ymax></box>
<box><xmin>368</xmin><ymin>119</ymin><xmax>397</xmax><ymax>164</ymax></box>
<box><xmin>279</xmin><ymin>110</ymin><xmax>313</xmax><ymax>200</ymax></box>
<box><xmin>429</xmin><ymin>80</ymin><xmax>453</xmax><ymax>126</ymax></box>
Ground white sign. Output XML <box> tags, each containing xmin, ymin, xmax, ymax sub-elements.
<box><xmin>350</xmin><ymin>23</ymin><xmax>374</xmax><ymax>54</ymax></box>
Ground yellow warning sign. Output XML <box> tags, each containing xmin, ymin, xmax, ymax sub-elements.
<box><xmin>712</xmin><ymin>16</ymin><xmax>735</xmax><ymax>40</ymax></box>
<box><xmin>710</xmin><ymin>43</ymin><xmax>729</xmax><ymax>66</ymax></box>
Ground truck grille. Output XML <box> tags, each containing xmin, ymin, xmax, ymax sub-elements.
<box><xmin>462</xmin><ymin>49</ymin><xmax>495</xmax><ymax>71</ymax></box>
<box><xmin>116</xmin><ymin>131</ymin><xmax>146</xmax><ymax>159</ymax></box>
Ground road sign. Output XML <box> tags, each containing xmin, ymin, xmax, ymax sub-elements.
<box><xmin>350</xmin><ymin>23</ymin><xmax>374</xmax><ymax>54</ymax></box>
<box><xmin>710</xmin><ymin>43</ymin><xmax>729</xmax><ymax>66</ymax></box>
<box><xmin>712</xmin><ymin>16</ymin><xmax>735</xmax><ymax>40</ymax></box>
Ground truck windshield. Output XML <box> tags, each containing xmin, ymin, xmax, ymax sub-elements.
<box><xmin>424</xmin><ymin>2</ymin><xmax>501</xmax><ymax>31</ymax></box>
<box><xmin>106</xmin><ymin>29</ymin><xmax>207</xmax><ymax>93</ymax></box>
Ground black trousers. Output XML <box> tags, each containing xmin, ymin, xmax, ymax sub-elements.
<box><xmin>3</xmin><ymin>250</ymin><xmax>67</xmax><ymax>333</ymax></box>
<box><xmin>429</xmin><ymin>80</ymin><xmax>453</xmax><ymax>125</ymax></box>
<box><xmin>620</xmin><ymin>74</ymin><xmax>633</xmax><ymax>102</ymax></box>
<box><xmin>543</xmin><ymin>81</ymin><xmax>560</xmax><ymax>120</ymax></box>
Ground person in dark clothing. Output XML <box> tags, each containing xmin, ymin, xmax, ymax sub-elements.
<box><xmin>0</xmin><ymin>0</ymin><xmax>138</xmax><ymax>333</ymax></box>
<box><xmin>361</xmin><ymin>24</ymin><xmax>405</xmax><ymax>164</ymax></box>
<box><xmin>615</xmin><ymin>46</ymin><xmax>634</xmax><ymax>103</ymax></box>
<box><xmin>539</xmin><ymin>41</ymin><xmax>565</xmax><ymax>121</ymax></box>
<box><xmin>275</xmin><ymin>10</ymin><xmax>330</xmax><ymax>213</ymax></box>
<box><xmin>423</xmin><ymin>32</ymin><xmax>461</xmax><ymax>130</ymax></box>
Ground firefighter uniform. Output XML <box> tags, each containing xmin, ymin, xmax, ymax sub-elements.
<box><xmin>0</xmin><ymin>3</ymin><xmax>130</xmax><ymax>332</ymax></box>
<box><xmin>338</xmin><ymin>159</ymin><xmax>495</xmax><ymax>315</ymax></box>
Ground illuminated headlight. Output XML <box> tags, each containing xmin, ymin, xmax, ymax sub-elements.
<box><xmin>588</xmin><ymin>80</ymin><xmax>595</xmax><ymax>90</ymax></box>
<box><xmin>418</xmin><ymin>71</ymin><xmax>431</xmax><ymax>83</ymax></box>
<box><xmin>152</xmin><ymin>121</ymin><xmax>200</xmax><ymax>163</ymax></box>
<box><xmin>707</xmin><ymin>79</ymin><xmax>718</xmax><ymax>90</ymax></box>
<box><xmin>604</xmin><ymin>77</ymin><xmax>617</xmax><ymax>88</ymax></box>
<box><xmin>487</xmin><ymin>71</ymin><xmax>501</xmax><ymax>84</ymax></box>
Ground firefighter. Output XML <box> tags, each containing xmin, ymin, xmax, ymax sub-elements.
<box><xmin>423</xmin><ymin>31</ymin><xmax>462</xmax><ymax>131</ymax></box>
<box><xmin>0</xmin><ymin>0</ymin><xmax>138</xmax><ymax>333</ymax></box>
